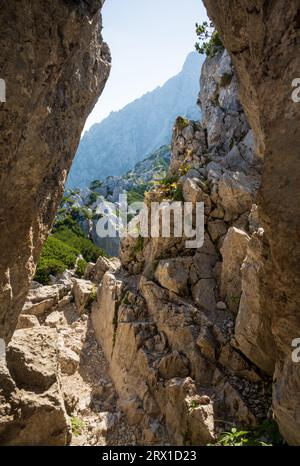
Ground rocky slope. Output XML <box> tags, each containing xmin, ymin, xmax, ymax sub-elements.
<box><xmin>0</xmin><ymin>0</ymin><xmax>111</xmax><ymax>341</ymax></box>
<box><xmin>0</xmin><ymin>270</ymin><xmax>141</xmax><ymax>446</ymax></box>
<box><xmin>89</xmin><ymin>49</ymin><xmax>271</xmax><ymax>445</ymax></box>
<box><xmin>67</xmin><ymin>52</ymin><xmax>203</xmax><ymax>187</ymax></box>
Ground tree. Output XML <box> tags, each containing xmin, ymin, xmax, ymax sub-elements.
<box><xmin>195</xmin><ymin>21</ymin><xmax>224</xmax><ymax>57</ymax></box>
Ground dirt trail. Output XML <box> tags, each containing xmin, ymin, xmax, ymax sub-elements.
<box><xmin>47</xmin><ymin>302</ymin><xmax>141</xmax><ymax>446</ymax></box>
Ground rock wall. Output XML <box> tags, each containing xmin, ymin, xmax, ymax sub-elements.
<box><xmin>203</xmin><ymin>0</ymin><xmax>300</xmax><ymax>445</ymax></box>
<box><xmin>0</xmin><ymin>0</ymin><xmax>111</xmax><ymax>341</ymax></box>
<box><xmin>91</xmin><ymin>50</ymin><xmax>272</xmax><ymax>445</ymax></box>
<box><xmin>0</xmin><ymin>327</ymin><xmax>71</xmax><ymax>446</ymax></box>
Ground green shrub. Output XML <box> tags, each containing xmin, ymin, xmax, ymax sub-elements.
<box><xmin>160</xmin><ymin>175</ymin><xmax>179</xmax><ymax>186</ymax></box>
<box><xmin>54</xmin><ymin>228</ymin><xmax>106</xmax><ymax>262</ymax></box>
<box><xmin>39</xmin><ymin>236</ymin><xmax>78</xmax><ymax>268</ymax></box>
<box><xmin>195</xmin><ymin>21</ymin><xmax>224</xmax><ymax>57</ymax></box>
<box><xmin>80</xmin><ymin>207</ymin><xmax>93</xmax><ymax>220</ymax></box>
<box><xmin>87</xmin><ymin>285</ymin><xmax>97</xmax><ymax>308</ymax></box>
<box><xmin>89</xmin><ymin>180</ymin><xmax>103</xmax><ymax>190</ymax></box>
<box><xmin>53</xmin><ymin>217</ymin><xmax>107</xmax><ymax>262</ymax></box>
<box><xmin>87</xmin><ymin>191</ymin><xmax>99</xmax><ymax>206</ymax></box>
<box><xmin>176</xmin><ymin>116</ymin><xmax>190</xmax><ymax>130</ymax></box>
<box><xmin>133</xmin><ymin>235</ymin><xmax>144</xmax><ymax>255</ymax></box>
<box><xmin>152</xmin><ymin>175</ymin><xmax>183</xmax><ymax>201</ymax></box>
<box><xmin>172</xmin><ymin>185</ymin><xmax>184</xmax><ymax>201</ymax></box>
<box><xmin>35</xmin><ymin>217</ymin><xmax>107</xmax><ymax>284</ymax></box>
<box><xmin>34</xmin><ymin>258</ymin><xmax>66</xmax><ymax>285</ymax></box>
<box><xmin>178</xmin><ymin>162</ymin><xmax>191</xmax><ymax>177</ymax></box>
<box><xmin>34</xmin><ymin>236</ymin><xmax>79</xmax><ymax>285</ymax></box>
<box><xmin>75</xmin><ymin>259</ymin><xmax>88</xmax><ymax>277</ymax></box>
<box><xmin>71</xmin><ymin>416</ymin><xmax>85</xmax><ymax>437</ymax></box>
<box><xmin>127</xmin><ymin>184</ymin><xmax>149</xmax><ymax>204</ymax></box>
<box><xmin>211</xmin><ymin>420</ymin><xmax>283</xmax><ymax>447</ymax></box>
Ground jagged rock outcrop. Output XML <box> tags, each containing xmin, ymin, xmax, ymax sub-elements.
<box><xmin>203</xmin><ymin>0</ymin><xmax>300</xmax><ymax>445</ymax></box>
<box><xmin>0</xmin><ymin>327</ymin><xmax>71</xmax><ymax>445</ymax></box>
<box><xmin>0</xmin><ymin>0</ymin><xmax>111</xmax><ymax>341</ymax></box>
<box><xmin>91</xmin><ymin>49</ymin><xmax>272</xmax><ymax>445</ymax></box>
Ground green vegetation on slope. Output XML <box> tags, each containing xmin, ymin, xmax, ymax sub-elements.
<box><xmin>148</xmin><ymin>174</ymin><xmax>184</xmax><ymax>202</ymax></box>
<box><xmin>127</xmin><ymin>183</ymin><xmax>149</xmax><ymax>204</ymax></box>
<box><xmin>34</xmin><ymin>236</ymin><xmax>78</xmax><ymax>285</ymax></box>
<box><xmin>53</xmin><ymin>217</ymin><xmax>106</xmax><ymax>263</ymax></box>
<box><xmin>210</xmin><ymin>420</ymin><xmax>284</xmax><ymax>447</ymax></box>
<box><xmin>34</xmin><ymin>216</ymin><xmax>107</xmax><ymax>285</ymax></box>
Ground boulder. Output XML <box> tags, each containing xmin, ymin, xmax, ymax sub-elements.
<box><xmin>6</xmin><ymin>327</ymin><xmax>59</xmax><ymax>391</ymax></box>
<box><xmin>22</xmin><ymin>298</ymin><xmax>56</xmax><ymax>317</ymax></box>
<box><xmin>182</xmin><ymin>178</ymin><xmax>211</xmax><ymax>214</ymax></box>
<box><xmin>235</xmin><ymin>230</ymin><xmax>275</xmax><ymax>374</ymax></box>
<box><xmin>1</xmin><ymin>327</ymin><xmax>70</xmax><ymax>445</ymax></box>
<box><xmin>196</xmin><ymin>326</ymin><xmax>217</xmax><ymax>361</ymax></box>
<box><xmin>27</xmin><ymin>285</ymin><xmax>60</xmax><ymax>304</ymax></box>
<box><xmin>220</xmin><ymin>227</ymin><xmax>250</xmax><ymax>314</ymax></box>
<box><xmin>182</xmin><ymin>125</ymin><xmax>195</xmax><ymax>141</ymax></box>
<box><xmin>165</xmin><ymin>377</ymin><xmax>215</xmax><ymax>445</ymax></box>
<box><xmin>91</xmin><ymin>272</ymin><xmax>123</xmax><ymax>358</ymax></box>
<box><xmin>154</xmin><ymin>258</ymin><xmax>190</xmax><ymax>295</ymax></box>
<box><xmin>0</xmin><ymin>384</ymin><xmax>70</xmax><ymax>446</ymax></box>
<box><xmin>218</xmin><ymin>171</ymin><xmax>259</xmax><ymax>222</ymax></box>
<box><xmin>58</xmin><ymin>344</ymin><xmax>80</xmax><ymax>376</ymax></box>
<box><xmin>192</xmin><ymin>278</ymin><xmax>216</xmax><ymax>312</ymax></box>
<box><xmin>22</xmin><ymin>283</ymin><xmax>72</xmax><ymax>317</ymax></box>
<box><xmin>85</xmin><ymin>256</ymin><xmax>120</xmax><ymax>283</ymax></box>
<box><xmin>207</xmin><ymin>219</ymin><xmax>227</xmax><ymax>242</ymax></box>
<box><xmin>73</xmin><ymin>279</ymin><xmax>95</xmax><ymax>313</ymax></box>
<box><xmin>16</xmin><ymin>314</ymin><xmax>40</xmax><ymax>329</ymax></box>
<box><xmin>45</xmin><ymin>311</ymin><xmax>66</xmax><ymax>328</ymax></box>
<box><xmin>158</xmin><ymin>351</ymin><xmax>190</xmax><ymax>379</ymax></box>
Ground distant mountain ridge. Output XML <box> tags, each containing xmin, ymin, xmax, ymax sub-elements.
<box><xmin>59</xmin><ymin>144</ymin><xmax>171</xmax><ymax>256</ymax></box>
<box><xmin>67</xmin><ymin>52</ymin><xmax>204</xmax><ymax>188</ymax></box>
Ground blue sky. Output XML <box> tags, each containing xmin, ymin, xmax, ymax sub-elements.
<box><xmin>83</xmin><ymin>0</ymin><xmax>208</xmax><ymax>132</ymax></box>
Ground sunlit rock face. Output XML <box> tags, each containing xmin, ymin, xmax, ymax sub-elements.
<box><xmin>0</xmin><ymin>0</ymin><xmax>111</xmax><ymax>341</ymax></box>
<box><xmin>204</xmin><ymin>0</ymin><xmax>300</xmax><ymax>445</ymax></box>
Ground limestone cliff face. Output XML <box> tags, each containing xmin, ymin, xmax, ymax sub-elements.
<box><xmin>0</xmin><ymin>0</ymin><xmax>111</xmax><ymax>341</ymax></box>
<box><xmin>91</xmin><ymin>50</ymin><xmax>270</xmax><ymax>445</ymax></box>
<box><xmin>203</xmin><ymin>0</ymin><xmax>300</xmax><ymax>445</ymax></box>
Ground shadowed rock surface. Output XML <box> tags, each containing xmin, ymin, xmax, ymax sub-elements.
<box><xmin>204</xmin><ymin>0</ymin><xmax>300</xmax><ymax>445</ymax></box>
<box><xmin>0</xmin><ymin>0</ymin><xmax>111</xmax><ymax>341</ymax></box>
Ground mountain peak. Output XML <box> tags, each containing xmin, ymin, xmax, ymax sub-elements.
<box><xmin>182</xmin><ymin>51</ymin><xmax>204</xmax><ymax>71</ymax></box>
<box><xmin>67</xmin><ymin>53</ymin><xmax>203</xmax><ymax>188</ymax></box>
